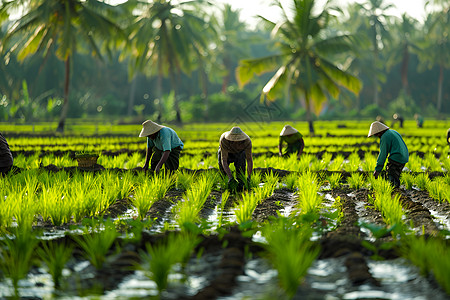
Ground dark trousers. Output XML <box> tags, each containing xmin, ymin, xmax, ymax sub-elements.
<box><xmin>386</xmin><ymin>159</ymin><xmax>405</xmax><ymax>188</ymax></box>
<box><xmin>0</xmin><ymin>165</ymin><xmax>12</xmax><ymax>176</ymax></box>
<box><xmin>217</xmin><ymin>148</ymin><xmax>246</xmax><ymax>179</ymax></box>
<box><xmin>151</xmin><ymin>147</ymin><xmax>182</xmax><ymax>171</ymax></box>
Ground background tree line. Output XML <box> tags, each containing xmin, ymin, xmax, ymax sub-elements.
<box><xmin>0</xmin><ymin>0</ymin><xmax>448</xmax><ymax>133</ymax></box>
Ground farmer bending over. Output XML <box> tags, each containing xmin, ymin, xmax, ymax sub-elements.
<box><xmin>368</xmin><ymin>121</ymin><xmax>409</xmax><ymax>188</ymax></box>
<box><xmin>278</xmin><ymin>125</ymin><xmax>304</xmax><ymax>160</ymax></box>
<box><xmin>218</xmin><ymin>127</ymin><xmax>253</xmax><ymax>190</ymax></box>
<box><xmin>139</xmin><ymin>120</ymin><xmax>183</xmax><ymax>173</ymax></box>
<box><xmin>0</xmin><ymin>132</ymin><xmax>13</xmax><ymax>176</ymax></box>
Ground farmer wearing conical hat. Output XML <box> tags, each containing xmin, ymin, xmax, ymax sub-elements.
<box><xmin>218</xmin><ymin>126</ymin><xmax>253</xmax><ymax>190</ymax></box>
<box><xmin>139</xmin><ymin>120</ymin><xmax>183</xmax><ymax>173</ymax></box>
<box><xmin>0</xmin><ymin>132</ymin><xmax>13</xmax><ymax>176</ymax></box>
<box><xmin>368</xmin><ymin>121</ymin><xmax>409</xmax><ymax>188</ymax></box>
<box><xmin>278</xmin><ymin>125</ymin><xmax>304</xmax><ymax>159</ymax></box>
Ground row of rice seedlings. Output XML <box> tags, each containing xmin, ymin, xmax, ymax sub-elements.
<box><xmin>295</xmin><ymin>171</ymin><xmax>323</xmax><ymax>216</ymax></box>
<box><xmin>173</xmin><ymin>172</ymin><xmax>217</xmax><ymax>229</ymax></box>
<box><xmin>368</xmin><ymin>177</ymin><xmax>404</xmax><ymax>228</ymax></box>
<box><xmin>400</xmin><ymin>236</ymin><xmax>450</xmax><ymax>295</ymax></box>
<box><xmin>261</xmin><ymin>217</ymin><xmax>319</xmax><ymax>299</ymax></box>
<box><xmin>424</xmin><ymin>176</ymin><xmax>450</xmax><ymax>204</ymax></box>
<box><xmin>133</xmin><ymin>172</ymin><xmax>176</xmax><ymax>220</ymax></box>
<box><xmin>234</xmin><ymin>172</ymin><xmax>279</xmax><ymax>224</ymax></box>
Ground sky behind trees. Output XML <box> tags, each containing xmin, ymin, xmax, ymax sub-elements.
<box><xmin>214</xmin><ymin>0</ymin><xmax>428</xmax><ymax>25</ymax></box>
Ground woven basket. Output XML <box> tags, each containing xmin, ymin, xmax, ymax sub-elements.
<box><xmin>77</xmin><ymin>156</ymin><xmax>98</xmax><ymax>168</ymax></box>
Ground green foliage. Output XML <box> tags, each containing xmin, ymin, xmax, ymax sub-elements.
<box><xmin>327</xmin><ymin>172</ymin><xmax>342</xmax><ymax>189</ymax></box>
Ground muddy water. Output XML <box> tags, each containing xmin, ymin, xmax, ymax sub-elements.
<box><xmin>1</xmin><ymin>184</ymin><xmax>449</xmax><ymax>299</ymax></box>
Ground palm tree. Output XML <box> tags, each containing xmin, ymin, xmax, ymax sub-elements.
<box><xmin>236</xmin><ymin>0</ymin><xmax>362</xmax><ymax>134</ymax></box>
<box><xmin>127</xmin><ymin>0</ymin><xmax>212</xmax><ymax>124</ymax></box>
<box><xmin>415</xmin><ymin>2</ymin><xmax>449</xmax><ymax>112</ymax></box>
<box><xmin>355</xmin><ymin>0</ymin><xmax>394</xmax><ymax>106</ymax></box>
<box><xmin>1</xmin><ymin>0</ymin><xmax>124</xmax><ymax>132</ymax></box>
<box><xmin>384</xmin><ymin>14</ymin><xmax>420</xmax><ymax>95</ymax></box>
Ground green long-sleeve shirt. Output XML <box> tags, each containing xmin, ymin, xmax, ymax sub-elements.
<box><xmin>375</xmin><ymin>129</ymin><xmax>409</xmax><ymax>172</ymax></box>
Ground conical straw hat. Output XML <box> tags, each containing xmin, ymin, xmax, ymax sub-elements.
<box><xmin>368</xmin><ymin>121</ymin><xmax>389</xmax><ymax>137</ymax></box>
<box><xmin>224</xmin><ymin>127</ymin><xmax>250</xmax><ymax>141</ymax></box>
<box><xmin>280</xmin><ymin>125</ymin><xmax>298</xmax><ymax>136</ymax></box>
<box><xmin>139</xmin><ymin>120</ymin><xmax>164</xmax><ymax>137</ymax></box>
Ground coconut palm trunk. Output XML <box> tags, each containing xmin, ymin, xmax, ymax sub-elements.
<box><xmin>57</xmin><ymin>57</ymin><xmax>71</xmax><ymax>133</ymax></box>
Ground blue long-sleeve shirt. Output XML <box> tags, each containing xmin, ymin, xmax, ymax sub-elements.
<box><xmin>375</xmin><ymin>129</ymin><xmax>409</xmax><ymax>172</ymax></box>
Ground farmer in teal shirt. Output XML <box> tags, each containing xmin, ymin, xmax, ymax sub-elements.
<box><xmin>368</xmin><ymin>121</ymin><xmax>409</xmax><ymax>188</ymax></box>
<box><xmin>139</xmin><ymin>120</ymin><xmax>183</xmax><ymax>173</ymax></box>
<box><xmin>278</xmin><ymin>125</ymin><xmax>304</xmax><ymax>159</ymax></box>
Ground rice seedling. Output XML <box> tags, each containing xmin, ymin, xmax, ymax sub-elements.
<box><xmin>176</xmin><ymin>170</ymin><xmax>196</xmax><ymax>190</ymax></box>
<box><xmin>263</xmin><ymin>171</ymin><xmax>279</xmax><ymax>195</ymax></box>
<box><xmin>369</xmin><ymin>178</ymin><xmax>403</xmax><ymax>229</ymax></box>
<box><xmin>133</xmin><ymin>172</ymin><xmax>175</xmax><ymax>220</ymax></box>
<box><xmin>174</xmin><ymin>173</ymin><xmax>216</xmax><ymax>228</ymax></box>
<box><xmin>138</xmin><ymin>232</ymin><xmax>200</xmax><ymax>294</ymax></box>
<box><xmin>423</xmin><ymin>152</ymin><xmax>442</xmax><ymax>172</ymax></box>
<box><xmin>361</xmin><ymin>153</ymin><xmax>377</xmax><ymax>172</ymax></box>
<box><xmin>261</xmin><ymin>217</ymin><xmax>319</xmax><ymax>299</ymax></box>
<box><xmin>234</xmin><ymin>191</ymin><xmax>259</xmax><ymax>224</ymax></box>
<box><xmin>125</xmin><ymin>151</ymin><xmax>143</xmax><ymax>169</ymax></box>
<box><xmin>327</xmin><ymin>172</ymin><xmax>342</xmax><ymax>189</ymax></box>
<box><xmin>347</xmin><ymin>172</ymin><xmax>365</xmax><ymax>189</ymax></box>
<box><xmin>344</xmin><ymin>152</ymin><xmax>360</xmax><ymax>172</ymax></box>
<box><xmin>282</xmin><ymin>172</ymin><xmax>298</xmax><ymax>190</ymax></box>
<box><xmin>328</xmin><ymin>154</ymin><xmax>344</xmax><ymax>171</ymax></box>
<box><xmin>442</xmin><ymin>158</ymin><xmax>450</xmax><ymax>172</ymax></box>
<box><xmin>295</xmin><ymin>171</ymin><xmax>322</xmax><ymax>216</ymax></box>
<box><xmin>218</xmin><ymin>190</ymin><xmax>230</xmax><ymax>227</ymax></box>
<box><xmin>400</xmin><ymin>172</ymin><xmax>415</xmax><ymax>190</ymax></box>
<box><xmin>427</xmin><ymin>177</ymin><xmax>448</xmax><ymax>203</ymax></box>
<box><xmin>414</xmin><ymin>173</ymin><xmax>430</xmax><ymax>190</ymax></box>
<box><xmin>406</xmin><ymin>153</ymin><xmax>423</xmax><ymax>172</ymax></box>
<box><xmin>36</xmin><ymin>240</ymin><xmax>74</xmax><ymax>289</ymax></box>
<box><xmin>0</xmin><ymin>226</ymin><xmax>39</xmax><ymax>298</ymax></box>
<box><xmin>320</xmin><ymin>152</ymin><xmax>333</xmax><ymax>168</ymax></box>
<box><xmin>71</xmin><ymin>218</ymin><xmax>119</xmax><ymax>269</ymax></box>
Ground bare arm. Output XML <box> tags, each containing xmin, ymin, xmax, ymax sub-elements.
<box><xmin>221</xmin><ymin>151</ymin><xmax>233</xmax><ymax>180</ymax></box>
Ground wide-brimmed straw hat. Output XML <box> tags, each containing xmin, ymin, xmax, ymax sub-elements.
<box><xmin>139</xmin><ymin>120</ymin><xmax>164</xmax><ymax>137</ymax></box>
<box><xmin>368</xmin><ymin>121</ymin><xmax>389</xmax><ymax>137</ymax></box>
<box><xmin>280</xmin><ymin>125</ymin><xmax>298</xmax><ymax>136</ymax></box>
<box><xmin>224</xmin><ymin>127</ymin><xmax>249</xmax><ymax>141</ymax></box>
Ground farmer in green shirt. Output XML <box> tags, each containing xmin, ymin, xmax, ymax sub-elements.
<box><xmin>368</xmin><ymin>121</ymin><xmax>409</xmax><ymax>188</ymax></box>
<box><xmin>278</xmin><ymin>125</ymin><xmax>304</xmax><ymax>159</ymax></box>
<box><xmin>218</xmin><ymin>127</ymin><xmax>253</xmax><ymax>191</ymax></box>
<box><xmin>139</xmin><ymin>120</ymin><xmax>184</xmax><ymax>173</ymax></box>
<box><xmin>0</xmin><ymin>132</ymin><xmax>13</xmax><ymax>176</ymax></box>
